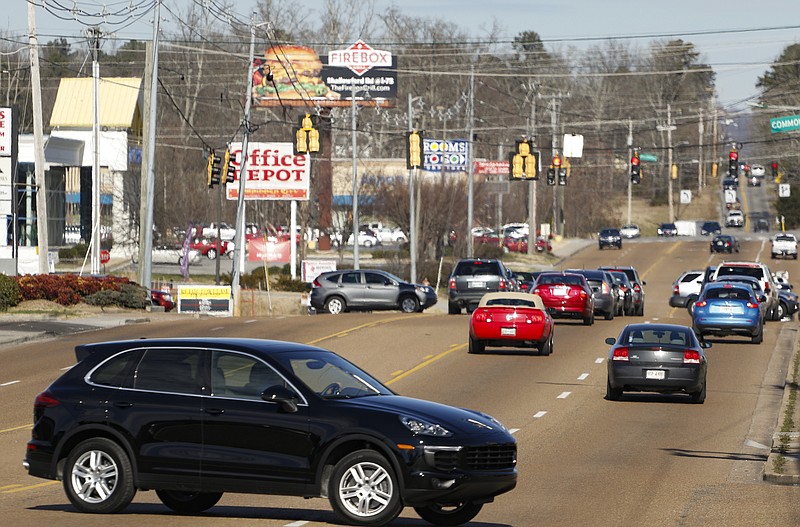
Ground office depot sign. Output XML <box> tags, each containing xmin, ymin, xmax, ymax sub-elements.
<box><xmin>226</xmin><ymin>142</ymin><xmax>310</xmax><ymax>201</ymax></box>
<box><xmin>328</xmin><ymin>40</ymin><xmax>391</xmax><ymax>76</ymax></box>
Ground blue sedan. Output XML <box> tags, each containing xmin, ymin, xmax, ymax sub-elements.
<box><xmin>692</xmin><ymin>282</ymin><xmax>764</xmax><ymax>344</ymax></box>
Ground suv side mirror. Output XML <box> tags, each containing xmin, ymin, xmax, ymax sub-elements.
<box><xmin>262</xmin><ymin>385</ymin><xmax>300</xmax><ymax>413</ymax></box>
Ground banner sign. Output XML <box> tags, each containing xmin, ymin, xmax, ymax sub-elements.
<box><xmin>0</xmin><ymin>107</ymin><xmax>11</xmax><ymax>156</ymax></box>
<box><xmin>423</xmin><ymin>139</ymin><xmax>469</xmax><ymax>172</ymax></box>
<box><xmin>177</xmin><ymin>285</ymin><xmax>232</xmax><ymax>316</ymax></box>
<box><xmin>247</xmin><ymin>239</ymin><xmax>290</xmax><ymax>263</ymax></box>
<box><xmin>474</xmin><ymin>160</ymin><xmax>510</xmax><ymax>175</ymax></box>
<box><xmin>251</xmin><ymin>42</ymin><xmax>396</xmax><ymax>108</ymax></box>
<box><xmin>226</xmin><ymin>142</ymin><xmax>310</xmax><ymax>201</ymax></box>
<box><xmin>302</xmin><ymin>259</ymin><xmax>338</xmax><ymax>283</ymax></box>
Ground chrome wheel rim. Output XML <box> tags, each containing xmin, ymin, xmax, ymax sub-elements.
<box><xmin>401</xmin><ymin>298</ymin><xmax>416</xmax><ymax>312</ymax></box>
<box><xmin>328</xmin><ymin>299</ymin><xmax>343</xmax><ymax>314</ymax></box>
<box><xmin>338</xmin><ymin>461</ymin><xmax>393</xmax><ymax>518</ymax></box>
<box><xmin>71</xmin><ymin>450</ymin><xmax>119</xmax><ymax>504</ymax></box>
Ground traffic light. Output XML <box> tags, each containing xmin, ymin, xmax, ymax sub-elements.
<box><xmin>546</xmin><ymin>166</ymin><xmax>555</xmax><ymax>185</ymax></box>
<box><xmin>509</xmin><ymin>140</ymin><xmax>539</xmax><ymax>180</ymax></box>
<box><xmin>206</xmin><ymin>150</ymin><xmax>221</xmax><ymax>188</ymax></box>
<box><xmin>407</xmin><ymin>130</ymin><xmax>423</xmax><ymax>169</ymax></box>
<box><xmin>729</xmin><ymin>149</ymin><xmax>739</xmax><ymax>178</ymax></box>
<box><xmin>221</xmin><ymin>148</ymin><xmax>236</xmax><ymax>184</ymax></box>
<box><xmin>631</xmin><ymin>153</ymin><xmax>641</xmax><ymax>184</ymax></box>
<box><xmin>294</xmin><ymin>113</ymin><xmax>321</xmax><ymax>155</ymax></box>
<box><xmin>547</xmin><ymin>154</ymin><xmax>561</xmax><ymax>186</ymax></box>
<box><xmin>772</xmin><ymin>161</ymin><xmax>778</xmax><ymax>179</ymax></box>
<box><xmin>558</xmin><ymin>167</ymin><xmax>567</xmax><ymax>186</ymax></box>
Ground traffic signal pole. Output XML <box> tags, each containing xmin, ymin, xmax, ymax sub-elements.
<box><xmin>627</xmin><ymin>119</ymin><xmax>632</xmax><ymax>225</ymax></box>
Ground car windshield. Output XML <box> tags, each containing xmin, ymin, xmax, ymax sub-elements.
<box><xmin>273</xmin><ymin>350</ymin><xmax>393</xmax><ymax>399</ymax></box>
<box><xmin>623</xmin><ymin>328</ymin><xmax>692</xmax><ymax>346</ymax></box>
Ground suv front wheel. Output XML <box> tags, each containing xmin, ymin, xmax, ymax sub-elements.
<box><xmin>64</xmin><ymin>438</ymin><xmax>136</xmax><ymax>514</ymax></box>
<box><xmin>328</xmin><ymin>449</ymin><xmax>402</xmax><ymax>526</ymax></box>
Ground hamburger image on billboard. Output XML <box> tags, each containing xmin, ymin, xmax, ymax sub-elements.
<box><xmin>252</xmin><ymin>45</ymin><xmax>340</xmax><ymax>105</ymax></box>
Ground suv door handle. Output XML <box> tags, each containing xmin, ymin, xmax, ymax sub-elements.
<box><xmin>204</xmin><ymin>408</ymin><xmax>225</xmax><ymax>415</ymax></box>
<box><xmin>113</xmin><ymin>402</ymin><xmax>133</xmax><ymax>408</ymax></box>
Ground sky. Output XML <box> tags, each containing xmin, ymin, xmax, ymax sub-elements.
<box><xmin>5</xmin><ymin>0</ymin><xmax>800</xmax><ymax>110</ymax></box>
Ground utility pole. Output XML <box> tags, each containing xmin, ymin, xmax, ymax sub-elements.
<box><xmin>27</xmin><ymin>2</ymin><xmax>48</xmax><ymax>274</ymax></box>
<box><xmin>627</xmin><ymin>119</ymin><xmax>633</xmax><ymax>225</ymax></box>
<box><xmin>89</xmin><ymin>26</ymin><xmax>102</xmax><ymax>275</ymax></box>
<box><xmin>231</xmin><ymin>15</ymin><xmax>257</xmax><ymax>316</ymax></box>
<box><xmin>657</xmin><ymin>104</ymin><xmax>677</xmax><ymax>223</ymax></box>
<box><xmin>350</xmin><ymin>87</ymin><xmax>359</xmax><ymax>269</ymax></box>
<box><xmin>139</xmin><ymin>0</ymin><xmax>160</xmax><ymax>289</ymax></box>
<box><xmin>526</xmin><ymin>83</ymin><xmax>537</xmax><ymax>256</ymax></box>
<box><xmin>466</xmin><ymin>65</ymin><xmax>475</xmax><ymax>257</ymax></box>
<box><xmin>549</xmin><ymin>97</ymin><xmax>559</xmax><ymax>236</ymax></box>
<box><xmin>407</xmin><ymin>93</ymin><xmax>417</xmax><ymax>283</ymax></box>
<box><xmin>698</xmin><ymin>108</ymin><xmax>704</xmax><ymax>192</ymax></box>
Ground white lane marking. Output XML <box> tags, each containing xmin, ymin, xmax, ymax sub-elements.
<box><xmin>577</xmin><ymin>373</ymin><xmax>589</xmax><ymax>381</ymax></box>
<box><xmin>285</xmin><ymin>522</ymin><xmax>309</xmax><ymax>527</ymax></box>
<box><xmin>508</xmin><ymin>428</ymin><xmax>520</xmax><ymax>434</ymax></box>
<box><xmin>211</xmin><ymin>326</ymin><xmax>224</xmax><ymax>332</ymax></box>
<box><xmin>533</xmin><ymin>411</ymin><xmax>547</xmax><ymax>419</ymax></box>
<box><xmin>1</xmin><ymin>380</ymin><xmax>21</xmax><ymax>387</ymax></box>
<box><xmin>245</xmin><ymin>319</ymin><xmax>258</xmax><ymax>324</ymax></box>
<box><xmin>557</xmin><ymin>391</ymin><xmax>571</xmax><ymax>399</ymax></box>
<box><xmin>596</xmin><ymin>358</ymin><xmax>605</xmax><ymax>364</ymax></box>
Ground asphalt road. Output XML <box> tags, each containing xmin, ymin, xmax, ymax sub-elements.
<box><xmin>2</xmin><ymin>236</ymin><xmax>799</xmax><ymax>527</ymax></box>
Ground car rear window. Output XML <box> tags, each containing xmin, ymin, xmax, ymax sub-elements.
<box><xmin>706</xmin><ymin>287</ymin><xmax>752</xmax><ymax>300</ymax></box>
<box><xmin>454</xmin><ymin>261</ymin><xmax>501</xmax><ymax>276</ymax></box>
<box><xmin>681</xmin><ymin>272</ymin><xmax>702</xmax><ymax>283</ymax></box>
<box><xmin>715</xmin><ymin>266</ymin><xmax>762</xmax><ymax>280</ymax></box>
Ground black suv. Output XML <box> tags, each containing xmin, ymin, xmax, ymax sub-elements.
<box><xmin>24</xmin><ymin>338</ymin><xmax>517</xmax><ymax>526</ymax></box>
<box><xmin>599</xmin><ymin>265</ymin><xmax>646</xmax><ymax>316</ymax></box>
<box><xmin>448</xmin><ymin>258</ymin><xmax>516</xmax><ymax>314</ymax></box>
<box><xmin>598</xmin><ymin>228</ymin><xmax>622</xmax><ymax>250</ymax></box>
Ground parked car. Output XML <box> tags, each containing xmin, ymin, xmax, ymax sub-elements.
<box><xmin>376</xmin><ymin>226</ymin><xmax>408</xmax><ymax>244</ymax></box>
<box><xmin>608</xmin><ymin>270</ymin><xmax>634</xmax><ymax>316</ymax></box>
<box><xmin>133</xmin><ymin>245</ymin><xmax>201</xmax><ymax>265</ymax></box>
<box><xmin>692</xmin><ymin>282</ymin><xmax>765</xmax><ymax>343</ymax></box>
<box><xmin>532</xmin><ymin>272</ymin><xmax>595</xmax><ymax>325</ymax></box>
<box><xmin>190</xmin><ymin>237</ymin><xmax>233</xmax><ymax>259</ymax></box>
<box><xmin>710</xmin><ymin>234</ymin><xmax>740</xmax><ymax>253</ymax></box>
<box><xmin>469</xmin><ymin>292</ymin><xmax>555</xmax><ymax>355</ymax></box>
<box><xmin>149</xmin><ymin>289</ymin><xmax>175</xmax><ymax>311</ymax></box>
<box><xmin>598</xmin><ymin>266</ymin><xmax>646</xmax><ymax>316</ymax></box>
<box><xmin>669</xmin><ymin>270</ymin><xmax>704</xmax><ymax>308</ymax></box>
<box><xmin>566</xmin><ymin>269</ymin><xmax>618</xmax><ymax>320</ymax></box>
<box><xmin>448</xmin><ymin>259</ymin><xmax>517</xmax><ymax>314</ymax></box>
<box><xmin>657</xmin><ymin>223</ymin><xmax>678</xmax><ymax>237</ymax></box>
<box><xmin>771</xmin><ymin>233</ymin><xmax>798</xmax><ymax>260</ymax></box>
<box><xmin>700</xmin><ymin>221</ymin><xmax>722</xmax><ymax>236</ymax></box>
<box><xmin>605</xmin><ymin>323</ymin><xmax>709</xmax><ymax>404</ymax></box>
<box><xmin>598</xmin><ymin>228</ymin><xmax>622</xmax><ymax>250</ymax></box>
<box><xmin>331</xmin><ymin>231</ymin><xmax>380</xmax><ymax>248</ymax></box>
<box><xmin>23</xmin><ymin>338</ymin><xmax>517</xmax><ymax>526</ymax></box>
<box><xmin>202</xmin><ymin>222</ymin><xmax>236</xmax><ymax>240</ymax></box>
<box><xmin>310</xmin><ymin>269</ymin><xmax>436</xmax><ymax>314</ymax></box>
<box><xmin>620</xmin><ymin>224</ymin><xmax>641</xmax><ymax>239</ymax></box>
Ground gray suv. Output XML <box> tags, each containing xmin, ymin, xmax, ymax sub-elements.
<box><xmin>310</xmin><ymin>269</ymin><xmax>437</xmax><ymax>314</ymax></box>
<box><xmin>448</xmin><ymin>258</ymin><xmax>516</xmax><ymax>314</ymax></box>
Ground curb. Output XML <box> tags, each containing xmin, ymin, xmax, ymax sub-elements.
<box><xmin>763</xmin><ymin>334</ymin><xmax>800</xmax><ymax>485</ymax></box>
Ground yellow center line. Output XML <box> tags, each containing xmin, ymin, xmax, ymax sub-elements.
<box><xmin>1</xmin><ymin>481</ymin><xmax>59</xmax><ymax>493</ymax></box>
<box><xmin>0</xmin><ymin>484</ymin><xmax>23</xmax><ymax>491</ymax></box>
<box><xmin>385</xmin><ymin>344</ymin><xmax>467</xmax><ymax>386</ymax></box>
<box><xmin>0</xmin><ymin>424</ymin><xmax>33</xmax><ymax>434</ymax></box>
<box><xmin>305</xmin><ymin>315</ymin><xmax>410</xmax><ymax>345</ymax></box>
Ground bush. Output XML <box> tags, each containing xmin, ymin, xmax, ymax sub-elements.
<box><xmin>83</xmin><ymin>283</ymin><xmax>149</xmax><ymax>309</ymax></box>
<box><xmin>16</xmin><ymin>274</ymin><xmax>138</xmax><ymax>306</ymax></box>
<box><xmin>0</xmin><ymin>274</ymin><xmax>21</xmax><ymax>311</ymax></box>
<box><xmin>58</xmin><ymin>244</ymin><xmax>89</xmax><ymax>260</ymax></box>
<box><xmin>475</xmin><ymin>243</ymin><xmax>505</xmax><ymax>259</ymax></box>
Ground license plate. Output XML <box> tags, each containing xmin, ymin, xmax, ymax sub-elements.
<box><xmin>552</xmin><ymin>286</ymin><xmax>568</xmax><ymax>296</ymax></box>
<box><xmin>646</xmin><ymin>370</ymin><xmax>665</xmax><ymax>380</ymax></box>
<box><xmin>469</xmin><ymin>281</ymin><xmax>486</xmax><ymax>288</ymax></box>
<box><xmin>501</xmin><ymin>327</ymin><xmax>516</xmax><ymax>336</ymax></box>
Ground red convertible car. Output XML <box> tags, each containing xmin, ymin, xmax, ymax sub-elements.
<box><xmin>532</xmin><ymin>272</ymin><xmax>595</xmax><ymax>325</ymax></box>
<box><xmin>190</xmin><ymin>237</ymin><xmax>232</xmax><ymax>259</ymax></box>
<box><xmin>469</xmin><ymin>292</ymin><xmax>555</xmax><ymax>355</ymax></box>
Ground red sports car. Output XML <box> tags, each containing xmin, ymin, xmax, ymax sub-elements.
<box><xmin>190</xmin><ymin>238</ymin><xmax>232</xmax><ymax>259</ymax></box>
<box><xmin>150</xmin><ymin>289</ymin><xmax>175</xmax><ymax>312</ymax></box>
<box><xmin>469</xmin><ymin>292</ymin><xmax>555</xmax><ymax>355</ymax></box>
<box><xmin>532</xmin><ymin>272</ymin><xmax>595</xmax><ymax>325</ymax></box>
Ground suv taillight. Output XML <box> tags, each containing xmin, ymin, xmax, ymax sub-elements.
<box><xmin>312</xmin><ymin>278</ymin><xmax>322</xmax><ymax>288</ymax></box>
<box><xmin>34</xmin><ymin>391</ymin><xmax>60</xmax><ymax>408</ymax></box>
<box><xmin>499</xmin><ymin>280</ymin><xmax>508</xmax><ymax>290</ymax></box>
<box><xmin>449</xmin><ymin>278</ymin><xmax>456</xmax><ymax>290</ymax></box>
<box><xmin>673</xmin><ymin>284</ymin><xmax>680</xmax><ymax>295</ymax></box>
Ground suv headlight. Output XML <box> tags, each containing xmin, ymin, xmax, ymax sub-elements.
<box><xmin>400</xmin><ymin>415</ymin><xmax>452</xmax><ymax>437</ymax></box>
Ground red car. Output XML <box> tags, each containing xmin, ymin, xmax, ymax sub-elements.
<box><xmin>190</xmin><ymin>237</ymin><xmax>231</xmax><ymax>259</ymax></box>
<box><xmin>150</xmin><ymin>289</ymin><xmax>175</xmax><ymax>312</ymax></box>
<box><xmin>504</xmin><ymin>236</ymin><xmax>553</xmax><ymax>253</ymax></box>
<box><xmin>469</xmin><ymin>292</ymin><xmax>554</xmax><ymax>355</ymax></box>
<box><xmin>532</xmin><ymin>272</ymin><xmax>595</xmax><ymax>325</ymax></box>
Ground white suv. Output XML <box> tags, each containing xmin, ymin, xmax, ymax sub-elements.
<box><xmin>725</xmin><ymin>210</ymin><xmax>744</xmax><ymax>228</ymax></box>
<box><xmin>711</xmin><ymin>261</ymin><xmax>780</xmax><ymax>321</ymax></box>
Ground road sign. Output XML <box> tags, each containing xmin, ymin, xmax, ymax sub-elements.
<box><xmin>680</xmin><ymin>190</ymin><xmax>692</xmax><ymax>204</ymax></box>
<box><xmin>770</xmin><ymin>115</ymin><xmax>800</xmax><ymax>134</ymax></box>
<box><xmin>639</xmin><ymin>153</ymin><xmax>658</xmax><ymax>162</ymax></box>
<box><xmin>100</xmin><ymin>250</ymin><xmax>110</xmax><ymax>264</ymax></box>
<box><xmin>779</xmin><ymin>183</ymin><xmax>791</xmax><ymax>197</ymax></box>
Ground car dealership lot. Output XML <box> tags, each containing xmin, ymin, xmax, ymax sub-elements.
<box><xmin>1</xmin><ymin>238</ymin><xmax>799</xmax><ymax>526</ymax></box>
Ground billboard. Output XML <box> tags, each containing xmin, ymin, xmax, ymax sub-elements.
<box><xmin>422</xmin><ymin>139</ymin><xmax>469</xmax><ymax>172</ymax></box>
<box><xmin>251</xmin><ymin>41</ymin><xmax>396</xmax><ymax>108</ymax></box>
<box><xmin>226</xmin><ymin>142</ymin><xmax>310</xmax><ymax>201</ymax></box>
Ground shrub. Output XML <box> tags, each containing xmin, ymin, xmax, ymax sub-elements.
<box><xmin>475</xmin><ymin>243</ymin><xmax>505</xmax><ymax>259</ymax></box>
<box><xmin>275</xmin><ymin>274</ymin><xmax>309</xmax><ymax>292</ymax></box>
<box><xmin>0</xmin><ymin>274</ymin><xmax>21</xmax><ymax>311</ymax></box>
<box><xmin>16</xmin><ymin>274</ymin><xmax>136</xmax><ymax>306</ymax></box>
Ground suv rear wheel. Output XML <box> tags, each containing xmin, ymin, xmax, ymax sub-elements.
<box><xmin>64</xmin><ymin>438</ymin><xmax>136</xmax><ymax>514</ymax></box>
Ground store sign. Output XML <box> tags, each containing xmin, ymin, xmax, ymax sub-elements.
<box><xmin>226</xmin><ymin>142</ymin><xmax>310</xmax><ymax>201</ymax></box>
<box><xmin>328</xmin><ymin>40</ymin><xmax>391</xmax><ymax>75</ymax></box>
<box><xmin>0</xmin><ymin>107</ymin><xmax>11</xmax><ymax>156</ymax></box>
<box><xmin>247</xmin><ymin>239</ymin><xmax>290</xmax><ymax>263</ymax></box>
<box><xmin>423</xmin><ymin>139</ymin><xmax>469</xmax><ymax>171</ymax></box>
<box><xmin>177</xmin><ymin>285</ymin><xmax>232</xmax><ymax>316</ymax></box>
<box><xmin>474</xmin><ymin>160</ymin><xmax>510</xmax><ymax>175</ymax></box>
